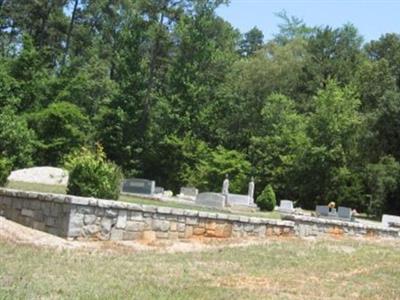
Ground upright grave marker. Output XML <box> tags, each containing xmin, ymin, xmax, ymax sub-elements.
<box><xmin>122</xmin><ymin>178</ymin><xmax>155</xmax><ymax>195</ymax></box>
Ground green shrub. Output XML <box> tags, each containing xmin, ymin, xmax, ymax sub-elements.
<box><xmin>65</xmin><ymin>146</ymin><xmax>122</xmax><ymax>200</ymax></box>
<box><xmin>0</xmin><ymin>156</ymin><xmax>13</xmax><ymax>187</ymax></box>
<box><xmin>256</xmin><ymin>184</ymin><xmax>276</xmax><ymax>211</ymax></box>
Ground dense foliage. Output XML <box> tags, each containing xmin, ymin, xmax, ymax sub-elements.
<box><xmin>65</xmin><ymin>146</ymin><xmax>122</xmax><ymax>200</ymax></box>
<box><xmin>1</xmin><ymin>1</ymin><xmax>400</xmax><ymax>216</ymax></box>
<box><xmin>256</xmin><ymin>185</ymin><xmax>276</xmax><ymax>211</ymax></box>
<box><xmin>0</xmin><ymin>155</ymin><xmax>12</xmax><ymax>187</ymax></box>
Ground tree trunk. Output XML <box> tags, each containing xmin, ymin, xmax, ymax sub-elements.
<box><xmin>62</xmin><ymin>0</ymin><xmax>79</xmax><ymax>66</ymax></box>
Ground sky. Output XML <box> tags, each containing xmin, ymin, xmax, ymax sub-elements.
<box><xmin>216</xmin><ymin>0</ymin><xmax>400</xmax><ymax>42</ymax></box>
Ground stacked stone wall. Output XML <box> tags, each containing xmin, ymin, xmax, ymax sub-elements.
<box><xmin>0</xmin><ymin>189</ymin><xmax>294</xmax><ymax>240</ymax></box>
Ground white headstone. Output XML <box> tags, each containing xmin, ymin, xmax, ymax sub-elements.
<box><xmin>248</xmin><ymin>178</ymin><xmax>255</xmax><ymax>203</ymax></box>
<box><xmin>222</xmin><ymin>177</ymin><xmax>229</xmax><ymax>195</ymax></box>
<box><xmin>382</xmin><ymin>214</ymin><xmax>400</xmax><ymax>228</ymax></box>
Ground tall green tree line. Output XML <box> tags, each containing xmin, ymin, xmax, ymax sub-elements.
<box><xmin>1</xmin><ymin>2</ymin><xmax>400</xmax><ymax>216</ymax></box>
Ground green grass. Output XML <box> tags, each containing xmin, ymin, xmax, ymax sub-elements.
<box><xmin>0</xmin><ymin>238</ymin><xmax>399</xmax><ymax>299</ymax></box>
<box><xmin>5</xmin><ymin>181</ymin><xmax>281</xmax><ymax>219</ymax></box>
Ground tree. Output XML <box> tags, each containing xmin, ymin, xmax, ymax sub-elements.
<box><xmin>366</xmin><ymin>33</ymin><xmax>400</xmax><ymax>88</ymax></box>
<box><xmin>215</xmin><ymin>38</ymin><xmax>308</xmax><ymax>149</ymax></box>
<box><xmin>184</xmin><ymin>146</ymin><xmax>251</xmax><ymax>194</ymax></box>
<box><xmin>363</xmin><ymin>156</ymin><xmax>400</xmax><ymax>217</ymax></box>
<box><xmin>56</xmin><ymin>56</ymin><xmax>118</xmax><ymax>117</ymax></box>
<box><xmin>372</xmin><ymin>91</ymin><xmax>400</xmax><ymax>160</ymax></box>
<box><xmin>301</xmin><ymin>24</ymin><xmax>364</xmax><ymax>102</ymax></box>
<box><xmin>299</xmin><ymin>81</ymin><xmax>363</xmax><ymax>208</ymax></box>
<box><xmin>239</xmin><ymin>27</ymin><xmax>264</xmax><ymax>57</ymax></box>
<box><xmin>8</xmin><ymin>35</ymin><xmax>55</xmax><ymax>112</ymax></box>
<box><xmin>0</xmin><ymin>106</ymin><xmax>36</xmax><ymax>168</ymax></box>
<box><xmin>353</xmin><ymin>59</ymin><xmax>397</xmax><ymax>112</ymax></box>
<box><xmin>28</xmin><ymin>102</ymin><xmax>90</xmax><ymax>166</ymax></box>
<box><xmin>250</xmin><ymin>93</ymin><xmax>309</xmax><ymax>200</ymax></box>
<box><xmin>274</xmin><ymin>11</ymin><xmax>313</xmax><ymax>45</ymax></box>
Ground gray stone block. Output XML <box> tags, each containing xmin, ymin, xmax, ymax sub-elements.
<box><xmin>70</xmin><ymin>197</ymin><xmax>90</xmax><ymax>206</ymax></box>
<box><xmin>157</xmin><ymin>207</ymin><xmax>172</xmax><ymax>214</ymax></box>
<box><xmin>153</xmin><ymin>220</ymin><xmax>170</xmax><ymax>231</ymax></box>
<box><xmin>83</xmin><ymin>214</ymin><xmax>97</xmax><ymax>225</ymax></box>
<box><xmin>156</xmin><ymin>231</ymin><xmax>169</xmax><ymax>239</ymax></box>
<box><xmin>105</xmin><ymin>209</ymin><xmax>118</xmax><ymax>218</ymax></box>
<box><xmin>171</xmin><ymin>208</ymin><xmax>185</xmax><ymax>216</ymax></box>
<box><xmin>50</xmin><ymin>204</ymin><xmax>61</xmax><ymax>217</ymax></box>
<box><xmin>45</xmin><ymin>217</ymin><xmax>57</xmax><ymax>227</ymax></box>
<box><xmin>186</xmin><ymin>217</ymin><xmax>198</xmax><ymax>225</ymax></box>
<box><xmin>123</xmin><ymin>231</ymin><xmax>143</xmax><ymax>240</ymax></box>
<box><xmin>76</xmin><ymin>206</ymin><xmax>94</xmax><ymax>214</ymax></box>
<box><xmin>116</xmin><ymin>210</ymin><xmax>127</xmax><ymax>229</ymax></box>
<box><xmin>177</xmin><ymin>223</ymin><xmax>186</xmax><ymax>232</ymax></box>
<box><xmin>198</xmin><ymin>211</ymin><xmax>209</xmax><ymax>218</ymax></box>
<box><xmin>110</xmin><ymin>229</ymin><xmax>124</xmax><ymax>241</ymax></box>
<box><xmin>125</xmin><ymin>203</ymin><xmax>143</xmax><ymax>211</ymax></box>
<box><xmin>21</xmin><ymin>209</ymin><xmax>34</xmax><ymax>218</ymax></box>
<box><xmin>97</xmin><ymin>200</ymin><xmax>113</xmax><ymax>208</ymax></box>
<box><xmin>83</xmin><ymin>224</ymin><xmax>100</xmax><ymax>235</ymax></box>
<box><xmin>101</xmin><ymin>218</ymin><xmax>113</xmax><ymax>234</ymax></box>
<box><xmin>239</xmin><ymin>216</ymin><xmax>249</xmax><ymax>223</ymax></box>
<box><xmin>129</xmin><ymin>212</ymin><xmax>143</xmax><ymax>221</ymax></box>
<box><xmin>143</xmin><ymin>205</ymin><xmax>157</xmax><ymax>213</ymax></box>
<box><xmin>126</xmin><ymin>221</ymin><xmax>144</xmax><ymax>232</ymax></box>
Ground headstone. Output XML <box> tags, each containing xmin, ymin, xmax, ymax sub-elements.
<box><xmin>338</xmin><ymin>206</ymin><xmax>352</xmax><ymax>220</ymax></box>
<box><xmin>279</xmin><ymin>200</ymin><xmax>294</xmax><ymax>213</ymax></box>
<box><xmin>154</xmin><ymin>186</ymin><xmax>164</xmax><ymax>194</ymax></box>
<box><xmin>195</xmin><ymin>193</ymin><xmax>226</xmax><ymax>209</ymax></box>
<box><xmin>328</xmin><ymin>207</ymin><xmax>338</xmax><ymax>218</ymax></box>
<box><xmin>382</xmin><ymin>214</ymin><xmax>400</xmax><ymax>228</ymax></box>
<box><xmin>248</xmin><ymin>178</ymin><xmax>255</xmax><ymax>203</ymax></box>
<box><xmin>316</xmin><ymin>205</ymin><xmax>329</xmax><ymax>216</ymax></box>
<box><xmin>180</xmin><ymin>187</ymin><xmax>199</xmax><ymax>198</ymax></box>
<box><xmin>121</xmin><ymin>178</ymin><xmax>155</xmax><ymax>195</ymax></box>
<box><xmin>227</xmin><ymin>194</ymin><xmax>251</xmax><ymax>206</ymax></box>
<box><xmin>222</xmin><ymin>175</ymin><xmax>229</xmax><ymax>195</ymax></box>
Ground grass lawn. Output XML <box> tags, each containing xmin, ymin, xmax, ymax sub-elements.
<box><xmin>5</xmin><ymin>181</ymin><xmax>281</xmax><ymax>219</ymax></box>
<box><xmin>0</xmin><ymin>238</ymin><xmax>399</xmax><ymax>299</ymax></box>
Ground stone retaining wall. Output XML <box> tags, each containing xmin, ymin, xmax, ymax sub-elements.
<box><xmin>1</xmin><ymin>188</ymin><xmax>398</xmax><ymax>241</ymax></box>
<box><xmin>283</xmin><ymin>215</ymin><xmax>400</xmax><ymax>238</ymax></box>
<box><xmin>0</xmin><ymin>189</ymin><xmax>294</xmax><ymax>241</ymax></box>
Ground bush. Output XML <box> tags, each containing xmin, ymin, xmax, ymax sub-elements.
<box><xmin>0</xmin><ymin>106</ymin><xmax>36</xmax><ymax>168</ymax></box>
<box><xmin>256</xmin><ymin>184</ymin><xmax>276</xmax><ymax>211</ymax></box>
<box><xmin>0</xmin><ymin>156</ymin><xmax>13</xmax><ymax>187</ymax></box>
<box><xmin>65</xmin><ymin>146</ymin><xmax>122</xmax><ymax>200</ymax></box>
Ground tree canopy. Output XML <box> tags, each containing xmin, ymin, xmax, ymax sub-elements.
<box><xmin>1</xmin><ymin>1</ymin><xmax>400</xmax><ymax>217</ymax></box>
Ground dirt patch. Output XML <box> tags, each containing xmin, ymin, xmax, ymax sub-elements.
<box><xmin>215</xmin><ymin>274</ymin><xmax>278</xmax><ymax>291</ymax></box>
